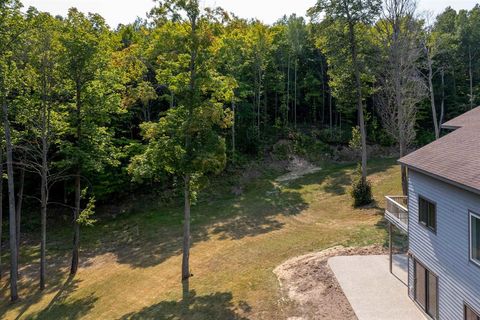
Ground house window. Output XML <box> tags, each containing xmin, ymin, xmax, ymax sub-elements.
<box><xmin>415</xmin><ymin>260</ymin><xmax>438</xmax><ymax>319</ymax></box>
<box><xmin>419</xmin><ymin>197</ymin><xmax>436</xmax><ymax>232</ymax></box>
<box><xmin>465</xmin><ymin>304</ymin><xmax>480</xmax><ymax>320</ymax></box>
<box><xmin>470</xmin><ymin>212</ymin><xmax>480</xmax><ymax>266</ymax></box>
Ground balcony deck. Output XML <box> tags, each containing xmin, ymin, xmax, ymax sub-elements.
<box><xmin>385</xmin><ymin>196</ymin><xmax>408</xmax><ymax>233</ymax></box>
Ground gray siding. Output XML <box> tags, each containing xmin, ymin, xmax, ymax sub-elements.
<box><xmin>408</xmin><ymin>170</ymin><xmax>480</xmax><ymax>319</ymax></box>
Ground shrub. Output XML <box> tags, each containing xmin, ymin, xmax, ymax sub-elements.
<box><xmin>272</xmin><ymin>140</ymin><xmax>293</xmax><ymax>160</ymax></box>
<box><xmin>316</xmin><ymin>127</ymin><xmax>352</xmax><ymax>145</ymax></box>
<box><xmin>350</xmin><ymin>165</ymin><xmax>373</xmax><ymax>207</ymax></box>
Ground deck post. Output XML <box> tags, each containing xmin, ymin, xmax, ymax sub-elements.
<box><xmin>389</xmin><ymin>222</ymin><xmax>393</xmax><ymax>274</ymax></box>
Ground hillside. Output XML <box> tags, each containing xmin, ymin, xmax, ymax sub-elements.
<box><xmin>1</xmin><ymin>158</ymin><xmax>401</xmax><ymax>319</ymax></box>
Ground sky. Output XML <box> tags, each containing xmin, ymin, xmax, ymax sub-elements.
<box><xmin>21</xmin><ymin>0</ymin><xmax>479</xmax><ymax>28</ymax></box>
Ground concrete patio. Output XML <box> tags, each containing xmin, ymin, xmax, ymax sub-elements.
<box><xmin>328</xmin><ymin>255</ymin><xmax>427</xmax><ymax>320</ymax></box>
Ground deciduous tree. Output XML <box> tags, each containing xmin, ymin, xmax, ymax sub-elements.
<box><xmin>310</xmin><ymin>0</ymin><xmax>381</xmax><ymax>187</ymax></box>
<box><xmin>59</xmin><ymin>8</ymin><xmax>122</xmax><ymax>275</ymax></box>
<box><xmin>376</xmin><ymin>0</ymin><xmax>425</xmax><ymax>194</ymax></box>
<box><xmin>131</xmin><ymin>0</ymin><xmax>234</xmax><ymax>288</ymax></box>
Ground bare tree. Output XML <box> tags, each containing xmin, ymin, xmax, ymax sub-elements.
<box><xmin>377</xmin><ymin>0</ymin><xmax>426</xmax><ymax>195</ymax></box>
<box><xmin>423</xmin><ymin>38</ymin><xmax>440</xmax><ymax>140</ymax></box>
<box><xmin>420</xmin><ymin>12</ymin><xmax>452</xmax><ymax>140</ymax></box>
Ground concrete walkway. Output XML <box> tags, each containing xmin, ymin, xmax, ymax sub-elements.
<box><xmin>328</xmin><ymin>255</ymin><xmax>427</xmax><ymax>320</ymax></box>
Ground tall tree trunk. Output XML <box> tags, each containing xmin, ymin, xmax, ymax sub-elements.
<box><xmin>348</xmin><ymin>20</ymin><xmax>368</xmax><ymax>182</ymax></box>
<box><xmin>452</xmin><ymin>69</ymin><xmax>457</xmax><ymax>98</ymax></box>
<box><xmin>398</xmin><ymin>101</ymin><xmax>408</xmax><ymax>196</ymax></box>
<box><xmin>40</xmin><ymin>157</ymin><xmax>47</xmax><ymax>289</ymax></box>
<box><xmin>287</xmin><ymin>53</ymin><xmax>290</xmax><ymax>124</ymax></box>
<box><xmin>181</xmin><ymin>174</ymin><xmax>191</xmax><ymax>281</ymax></box>
<box><xmin>181</xmin><ymin>11</ymin><xmax>198</xmax><ymax>286</ymax></box>
<box><xmin>40</xmin><ymin>120</ymin><xmax>48</xmax><ymax>289</ymax></box>
<box><xmin>294</xmin><ymin>59</ymin><xmax>297</xmax><ymax>128</ymax></box>
<box><xmin>70</xmin><ymin>172</ymin><xmax>80</xmax><ymax>275</ymax></box>
<box><xmin>321</xmin><ymin>78</ymin><xmax>325</xmax><ymax>125</ymax></box>
<box><xmin>264</xmin><ymin>82</ymin><xmax>267</xmax><ymax>129</ymax></box>
<box><xmin>15</xmin><ymin>158</ymin><xmax>25</xmax><ymax>269</ymax></box>
<box><xmin>439</xmin><ymin>69</ymin><xmax>445</xmax><ymax>130</ymax></box>
<box><xmin>469</xmin><ymin>46</ymin><xmax>474</xmax><ymax>109</ymax></box>
<box><xmin>257</xmin><ymin>67</ymin><xmax>261</xmax><ymax>137</ymax></box>
<box><xmin>0</xmin><ymin>151</ymin><xmax>3</xmax><ymax>280</ymax></box>
<box><xmin>2</xmin><ymin>94</ymin><xmax>18</xmax><ymax>301</ymax></box>
<box><xmin>40</xmin><ymin>57</ymin><xmax>49</xmax><ymax>290</ymax></box>
<box><xmin>320</xmin><ymin>57</ymin><xmax>326</xmax><ymax>126</ymax></box>
<box><xmin>427</xmin><ymin>55</ymin><xmax>440</xmax><ymax>140</ymax></box>
<box><xmin>393</xmin><ymin>18</ymin><xmax>406</xmax><ymax>195</ymax></box>
<box><xmin>329</xmin><ymin>87</ymin><xmax>333</xmax><ymax>130</ymax></box>
<box><xmin>71</xmin><ymin>82</ymin><xmax>82</xmax><ymax>276</ymax></box>
<box><xmin>231</xmin><ymin>100</ymin><xmax>235</xmax><ymax>164</ymax></box>
<box><xmin>399</xmin><ymin>138</ymin><xmax>408</xmax><ymax>196</ymax></box>
<box><xmin>275</xmin><ymin>89</ymin><xmax>278</xmax><ymax>121</ymax></box>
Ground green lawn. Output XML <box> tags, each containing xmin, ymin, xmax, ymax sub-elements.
<box><xmin>0</xmin><ymin>158</ymin><xmax>401</xmax><ymax>319</ymax></box>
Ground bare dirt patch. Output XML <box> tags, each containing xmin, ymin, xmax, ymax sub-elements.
<box><xmin>274</xmin><ymin>245</ymin><xmax>388</xmax><ymax>320</ymax></box>
<box><xmin>275</xmin><ymin>156</ymin><xmax>321</xmax><ymax>183</ymax></box>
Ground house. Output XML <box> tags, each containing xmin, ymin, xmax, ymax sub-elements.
<box><xmin>385</xmin><ymin>106</ymin><xmax>480</xmax><ymax>320</ymax></box>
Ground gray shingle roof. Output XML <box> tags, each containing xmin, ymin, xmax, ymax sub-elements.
<box><xmin>399</xmin><ymin>106</ymin><xmax>480</xmax><ymax>195</ymax></box>
<box><xmin>441</xmin><ymin>106</ymin><xmax>480</xmax><ymax>130</ymax></box>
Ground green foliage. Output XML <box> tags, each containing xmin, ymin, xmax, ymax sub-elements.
<box><xmin>271</xmin><ymin>130</ymin><xmax>331</xmax><ymax>161</ymax></box>
<box><xmin>350</xmin><ymin>164</ymin><xmax>373</xmax><ymax>207</ymax></box>
<box><xmin>309</xmin><ymin>0</ymin><xmax>380</xmax><ymax>124</ymax></box>
<box><xmin>58</xmin><ymin>8</ymin><xmax>124</xmax><ymax>176</ymax></box>
<box><xmin>348</xmin><ymin>126</ymin><xmax>362</xmax><ymax>150</ymax></box>
<box><xmin>77</xmin><ymin>197</ymin><xmax>97</xmax><ymax>226</ymax></box>
<box><xmin>4</xmin><ymin>0</ymin><xmax>480</xmax><ymax>247</ymax></box>
<box><xmin>271</xmin><ymin>140</ymin><xmax>293</xmax><ymax>160</ymax></box>
<box><xmin>129</xmin><ymin>0</ymin><xmax>234</xmax><ymax>196</ymax></box>
<box><xmin>316</xmin><ymin>128</ymin><xmax>352</xmax><ymax>145</ymax></box>
<box><xmin>129</xmin><ymin>104</ymin><xmax>231</xmax><ymax>181</ymax></box>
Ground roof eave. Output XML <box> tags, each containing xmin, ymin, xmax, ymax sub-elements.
<box><xmin>400</xmin><ymin>163</ymin><xmax>480</xmax><ymax>197</ymax></box>
<box><xmin>440</xmin><ymin>124</ymin><xmax>461</xmax><ymax>130</ymax></box>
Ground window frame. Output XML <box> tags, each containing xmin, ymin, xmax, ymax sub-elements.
<box><xmin>418</xmin><ymin>195</ymin><xmax>437</xmax><ymax>233</ymax></box>
<box><xmin>469</xmin><ymin>211</ymin><xmax>480</xmax><ymax>268</ymax></box>
<box><xmin>464</xmin><ymin>303</ymin><xmax>480</xmax><ymax>320</ymax></box>
<box><xmin>414</xmin><ymin>258</ymin><xmax>439</xmax><ymax>320</ymax></box>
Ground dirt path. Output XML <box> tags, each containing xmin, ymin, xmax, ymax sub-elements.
<box><xmin>274</xmin><ymin>245</ymin><xmax>388</xmax><ymax>320</ymax></box>
<box><xmin>275</xmin><ymin>157</ymin><xmax>321</xmax><ymax>183</ymax></box>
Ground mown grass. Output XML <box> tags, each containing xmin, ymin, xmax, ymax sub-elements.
<box><xmin>0</xmin><ymin>158</ymin><xmax>401</xmax><ymax>319</ymax></box>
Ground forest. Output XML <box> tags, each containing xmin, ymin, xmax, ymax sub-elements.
<box><xmin>0</xmin><ymin>0</ymin><xmax>479</xmax><ymax>305</ymax></box>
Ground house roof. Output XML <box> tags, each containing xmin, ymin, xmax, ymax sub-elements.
<box><xmin>399</xmin><ymin>106</ymin><xmax>480</xmax><ymax>195</ymax></box>
<box><xmin>441</xmin><ymin>106</ymin><xmax>480</xmax><ymax>130</ymax></box>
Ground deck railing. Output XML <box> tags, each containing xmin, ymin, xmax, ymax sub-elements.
<box><xmin>385</xmin><ymin>196</ymin><xmax>408</xmax><ymax>232</ymax></box>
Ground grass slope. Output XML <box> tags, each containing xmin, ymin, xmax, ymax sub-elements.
<box><xmin>0</xmin><ymin>158</ymin><xmax>401</xmax><ymax>319</ymax></box>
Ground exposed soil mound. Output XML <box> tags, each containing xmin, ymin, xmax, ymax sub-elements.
<box><xmin>275</xmin><ymin>156</ymin><xmax>321</xmax><ymax>182</ymax></box>
<box><xmin>274</xmin><ymin>245</ymin><xmax>387</xmax><ymax>320</ymax></box>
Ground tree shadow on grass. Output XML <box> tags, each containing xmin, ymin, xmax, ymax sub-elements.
<box><xmin>77</xmin><ymin>159</ymin><xmax>395</xmax><ymax>269</ymax></box>
<box><xmin>2</xmin><ymin>274</ymin><xmax>97</xmax><ymax>320</ymax></box>
<box><xmin>9</xmin><ymin>159</ymin><xmax>396</xmax><ymax>284</ymax></box>
<box><xmin>119</xmin><ymin>290</ymin><xmax>250</xmax><ymax>320</ymax></box>
<box><xmin>285</xmin><ymin>158</ymin><xmax>397</xmax><ymax>197</ymax></box>
<box><xmin>25</xmin><ymin>276</ymin><xmax>97</xmax><ymax>320</ymax></box>
<box><xmin>0</xmin><ymin>254</ymin><xmax>74</xmax><ymax>319</ymax></box>
<box><xmin>27</xmin><ymin>292</ymin><xmax>97</xmax><ymax>320</ymax></box>
<box><xmin>78</xmin><ymin>178</ymin><xmax>309</xmax><ymax>268</ymax></box>
<box><xmin>209</xmin><ymin>184</ymin><xmax>308</xmax><ymax>240</ymax></box>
